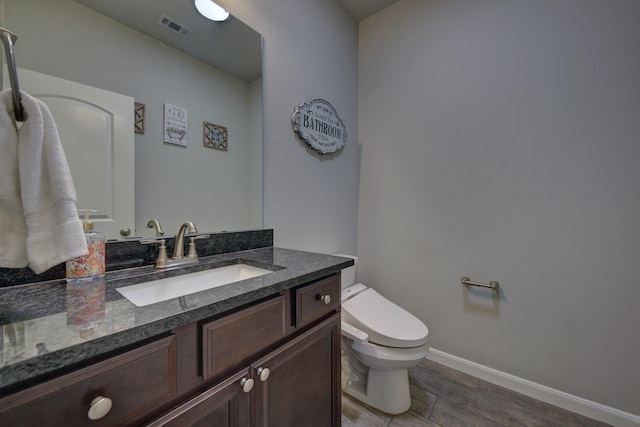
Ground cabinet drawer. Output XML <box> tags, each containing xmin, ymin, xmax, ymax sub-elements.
<box><xmin>296</xmin><ymin>274</ymin><xmax>340</xmax><ymax>328</ymax></box>
<box><xmin>0</xmin><ymin>335</ymin><xmax>177</xmax><ymax>427</ymax></box>
<box><xmin>202</xmin><ymin>295</ymin><xmax>287</xmax><ymax>380</ymax></box>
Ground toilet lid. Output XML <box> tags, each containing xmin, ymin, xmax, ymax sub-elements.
<box><xmin>342</xmin><ymin>288</ymin><xmax>428</xmax><ymax>348</ymax></box>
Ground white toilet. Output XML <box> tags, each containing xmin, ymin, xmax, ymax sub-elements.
<box><xmin>334</xmin><ymin>254</ymin><xmax>429</xmax><ymax>415</ymax></box>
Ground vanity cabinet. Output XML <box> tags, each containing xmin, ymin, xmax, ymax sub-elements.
<box><xmin>151</xmin><ymin>314</ymin><xmax>340</xmax><ymax>427</ymax></box>
<box><xmin>0</xmin><ymin>273</ymin><xmax>342</xmax><ymax>427</ymax></box>
<box><xmin>152</xmin><ymin>274</ymin><xmax>341</xmax><ymax>427</ymax></box>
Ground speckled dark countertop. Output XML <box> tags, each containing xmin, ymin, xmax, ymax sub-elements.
<box><xmin>0</xmin><ymin>247</ymin><xmax>353</xmax><ymax>393</ymax></box>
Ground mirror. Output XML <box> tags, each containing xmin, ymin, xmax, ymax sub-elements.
<box><xmin>3</xmin><ymin>0</ymin><xmax>263</xmax><ymax>240</ymax></box>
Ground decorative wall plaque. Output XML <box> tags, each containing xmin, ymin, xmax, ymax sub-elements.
<box><xmin>292</xmin><ymin>99</ymin><xmax>347</xmax><ymax>155</ymax></box>
<box><xmin>164</xmin><ymin>103</ymin><xmax>188</xmax><ymax>146</ymax></box>
<box><xmin>203</xmin><ymin>121</ymin><xmax>228</xmax><ymax>151</ymax></box>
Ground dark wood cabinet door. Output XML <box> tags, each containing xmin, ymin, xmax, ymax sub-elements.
<box><xmin>148</xmin><ymin>368</ymin><xmax>251</xmax><ymax>427</ymax></box>
<box><xmin>251</xmin><ymin>313</ymin><xmax>341</xmax><ymax>427</ymax></box>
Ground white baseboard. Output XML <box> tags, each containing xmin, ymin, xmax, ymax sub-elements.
<box><xmin>427</xmin><ymin>348</ymin><xmax>640</xmax><ymax>427</ymax></box>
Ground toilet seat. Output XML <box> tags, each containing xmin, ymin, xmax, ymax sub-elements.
<box><xmin>351</xmin><ymin>340</ymin><xmax>430</xmax><ymax>369</ymax></box>
<box><xmin>342</xmin><ymin>287</ymin><xmax>428</xmax><ymax>348</ymax></box>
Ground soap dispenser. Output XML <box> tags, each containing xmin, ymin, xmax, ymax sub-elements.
<box><xmin>66</xmin><ymin>209</ymin><xmax>106</xmax><ymax>282</ymax></box>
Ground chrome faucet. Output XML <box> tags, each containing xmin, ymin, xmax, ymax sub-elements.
<box><xmin>146</xmin><ymin>218</ymin><xmax>164</xmax><ymax>237</ymax></box>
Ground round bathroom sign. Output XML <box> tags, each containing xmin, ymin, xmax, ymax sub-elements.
<box><xmin>292</xmin><ymin>99</ymin><xmax>347</xmax><ymax>155</ymax></box>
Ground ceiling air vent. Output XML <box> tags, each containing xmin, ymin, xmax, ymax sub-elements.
<box><xmin>156</xmin><ymin>14</ymin><xmax>192</xmax><ymax>38</ymax></box>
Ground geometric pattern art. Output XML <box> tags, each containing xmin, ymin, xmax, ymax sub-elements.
<box><xmin>203</xmin><ymin>121</ymin><xmax>228</xmax><ymax>151</ymax></box>
<box><xmin>134</xmin><ymin>102</ymin><xmax>145</xmax><ymax>134</ymax></box>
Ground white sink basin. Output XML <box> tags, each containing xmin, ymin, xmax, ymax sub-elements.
<box><xmin>116</xmin><ymin>264</ymin><xmax>272</xmax><ymax>307</ymax></box>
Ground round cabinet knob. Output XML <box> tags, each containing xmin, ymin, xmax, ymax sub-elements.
<box><xmin>240</xmin><ymin>377</ymin><xmax>254</xmax><ymax>393</ymax></box>
<box><xmin>120</xmin><ymin>228</ymin><xmax>132</xmax><ymax>237</ymax></box>
<box><xmin>257</xmin><ymin>367</ymin><xmax>270</xmax><ymax>382</ymax></box>
<box><xmin>88</xmin><ymin>396</ymin><xmax>113</xmax><ymax>421</ymax></box>
<box><xmin>320</xmin><ymin>295</ymin><xmax>331</xmax><ymax>305</ymax></box>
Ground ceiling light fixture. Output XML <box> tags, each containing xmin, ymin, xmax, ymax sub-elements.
<box><xmin>194</xmin><ymin>0</ymin><xmax>230</xmax><ymax>22</ymax></box>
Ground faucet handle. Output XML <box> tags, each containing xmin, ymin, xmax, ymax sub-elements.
<box><xmin>187</xmin><ymin>234</ymin><xmax>211</xmax><ymax>240</ymax></box>
<box><xmin>140</xmin><ymin>238</ymin><xmax>168</xmax><ymax>269</ymax></box>
<box><xmin>185</xmin><ymin>233</ymin><xmax>210</xmax><ymax>239</ymax></box>
<box><xmin>186</xmin><ymin>234</ymin><xmax>211</xmax><ymax>260</ymax></box>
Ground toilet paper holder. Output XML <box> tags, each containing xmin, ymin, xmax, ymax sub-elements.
<box><xmin>461</xmin><ymin>276</ymin><xmax>500</xmax><ymax>290</ymax></box>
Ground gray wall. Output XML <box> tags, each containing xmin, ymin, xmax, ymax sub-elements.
<box><xmin>358</xmin><ymin>0</ymin><xmax>640</xmax><ymax>415</ymax></box>
<box><xmin>219</xmin><ymin>0</ymin><xmax>360</xmax><ymax>255</ymax></box>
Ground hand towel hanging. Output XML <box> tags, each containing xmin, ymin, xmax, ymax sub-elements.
<box><xmin>0</xmin><ymin>89</ymin><xmax>88</xmax><ymax>274</ymax></box>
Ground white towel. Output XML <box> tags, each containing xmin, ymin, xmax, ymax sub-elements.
<box><xmin>0</xmin><ymin>89</ymin><xmax>88</xmax><ymax>274</ymax></box>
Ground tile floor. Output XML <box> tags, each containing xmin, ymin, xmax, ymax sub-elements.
<box><xmin>341</xmin><ymin>359</ymin><xmax>611</xmax><ymax>426</ymax></box>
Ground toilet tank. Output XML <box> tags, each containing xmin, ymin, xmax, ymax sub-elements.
<box><xmin>332</xmin><ymin>254</ymin><xmax>358</xmax><ymax>287</ymax></box>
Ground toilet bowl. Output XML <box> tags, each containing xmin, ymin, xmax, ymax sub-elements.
<box><xmin>334</xmin><ymin>254</ymin><xmax>429</xmax><ymax>415</ymax></box>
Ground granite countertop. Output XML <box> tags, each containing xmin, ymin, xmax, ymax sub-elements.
<box><xmin>0</xmin><ymin>247</ymin><xmax>353</xmax><ymax>393</ymax></box>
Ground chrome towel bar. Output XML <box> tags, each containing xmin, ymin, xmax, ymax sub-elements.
<box><xmin>461</xmin><ymin>276</ymin><xmax>499</xmax><ymax>290</ymax></box>
<box><xmin>0</xmin><ymin>26</ymin><xmax>24</xmax><ymax>122</ymax></box>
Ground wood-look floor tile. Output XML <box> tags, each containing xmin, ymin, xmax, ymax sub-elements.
<box><xmin>429</xmin><ymin>396</ymin><xmax>509</xmax><ymax>427</ymax></box>
<box><xmin>409</xmin><ymin>360</ymin><xmax>611</xmax><ymax>427</ymax></box>
<box><xmin>388</xmin><ymin>414</ymin><xmax>442</xmax><ymax>427</ymax></box>
<box><xmin>410</xmin><ymin>366</ymin><xmax>532</xmax><ymax>426</ymax></box>
<box><xmin>405</xmin><ymin>383</ymin><xmax>438</xmax><ymax>420</ymax></box>
<box><xmin>341</xmin><ymin>392</ymin><xmax>392</xmax><ymax>427</ymax></box>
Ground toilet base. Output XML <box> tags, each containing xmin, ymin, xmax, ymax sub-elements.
<box><xmin>343</xmin><ymin>367</ymin><xmax>412</xmax><ymax>415</ymax></box>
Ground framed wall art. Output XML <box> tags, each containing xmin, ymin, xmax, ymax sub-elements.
<box><xmin>203</xmin><ymin>121</ymin><xmax>228</xmax><ymax>151</ymax></box>
<box><xmin>134</xmin><ymin>102</ymin><xmax>145</xmax><ymax>134</ymax></box>
<box><xmin>164</xmin><ymin>103</ymin><xmax>188</xmax><ymax>146</ymax></box>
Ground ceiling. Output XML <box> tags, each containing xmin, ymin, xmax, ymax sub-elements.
<box><xmin>72</xmin><ymin>0</ymin><xmax>398</xmax><ymax>83</ymax></box>
<box><xmin>339</xmin><ymin>0</ymin><xmax>401</xmax><ymax>21</ymax></box>
<box><xmin>74</xmin><ymin>0</ymin><xmax>262</xmax><ymax>82</ymax></box>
